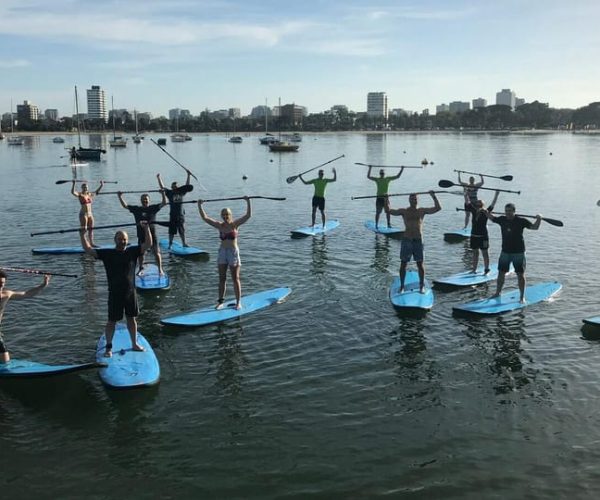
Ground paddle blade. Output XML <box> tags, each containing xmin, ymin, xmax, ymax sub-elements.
<box><xmin>500</xmin><ymin>175</ymin><xmax>514</xmax><ymax>181</ymax></box>
<box><xmin>543</xmin><ymin>217</ymin><xmax>563</xmax><ymax>227</ymax></box>
<box><xmin>286</xmin><ymin>175</ymin><xmax>298</xmax><ymax>184</ymax></box>
<box><xmin>438</xmin><ymin>180</ymin><xmax>454</xmax><ymax>188</ymax></box>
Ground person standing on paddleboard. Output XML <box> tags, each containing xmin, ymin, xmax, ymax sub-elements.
<box><xmin>197</xmin><ymin>197</ymin><xmax>252</xmax><ymax>310</ymax></box>
<box><xmin>465</xmin><ymin>190</ymin><xmax>499</xmax><ymax>274</ymax></box>
<box><xmin>118</xmin><ymin>190</ymin><xmax>167</xmax><ymax>275</ymax></box>
<box><xmin>487</xmin><ymin>203</ymin><xmax>541</xmax><ymax>303</ymax></box>
<box><xmin>386</xmin><ymin>191</ymin><xmax>441</xmax><ymax>293</ymax></box>
<box><xmin>367</xmin><ymin>166</ymin><xmax>404</xmax><ymax>229</ymax></box>
<box><xmin>299</xmin><ymin>168</ymin><xmax>337</xmax><ymax>227</ymax></box>
<box><xmin>0</xmin><ymin>271</ymin><xmax>50</xmax><ymax>363</ymax></box>
<box><xmin>458</xmin><ymin>173</ymin><xmax>484</xmax><ymax>229</ymax></box>
<box><xmin>71</xmin><ymin>180</ymin><xmax>104</xmax><ymax>247</ymax></box>
<box><xmin>157</xmin><ymin>171</ymin><xmax>193</xmax><ymax>249</ymax></box>
<box><xmin>79</xmin><ymin>222</ymin><xmax>153</xmax><ymax>357</ymax></box>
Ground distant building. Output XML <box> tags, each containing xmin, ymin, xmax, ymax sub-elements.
<box><xmin>16</xmin><ymin>100</ymin><xmax>40</xmax><ymax>122</ymax></box>
<box><xmin>422</xmin><ymin>109</ymin><xmax>430</xmax><ymax>116</ymax></box>
<box><xmin>280</xmin><ymin>103</ymin><xmax>306</xmax><ymax>125</ymax></box>
<box><xmin>390</xmin><ymin>108</ymin><xmax>410</xmax><ymax>116</ymax></box>
<box><xmin>228</xmin><ymin>108</ymin><xmax>241</xmax><ymax>119</ymax></box>
<box><xmin>45</xmin><ymin>109</ymin><xmax>59</xmax><ymax>121</ymax></box>
<box><xmin>367</xmin><ymin>92</ymin><xmax>388</xmax><ymax>119</ymax></box>
<box><xmin>515</xmin><ymin>97</ymin><xmax>526</xmax><ymax>108</ymax></box>
<box><xmin>137</xmin><ymin>112</ymin><xmax>153</xmax><ymax>121</ymax></box>
<box><xmin>496</xmin><ymin>89</ymin><xmax>516</xmax><ymax>109</ymax></box>
<box><xmin>330</xmin><ymin>104</ymin><xmax>349</xmax><ymax>114</ymax></box>
<box><xmin>86</xmin><ymin>85</ymin><xmax>107</xmax><ymax>122</ymax></box>
<box><xmin>449</xmin><ymin>101</ymin><xmax>470</xmax><ymax>113</ymax></box>
<box><xmin>180</xmin><ymin>109</ymin><xmax>192</xmax><ymax>119</ymax></box>
<box><xmin>472</xmin><ymin>98</ymin><xmax>487</xmax><ymax>109</ymax></box>
<box><xmin>169</xmin><ymin>108</ymin><xmax>190</xmax><ymax>120</ymax></box>
<box><xmin>436</xmin><ymin>104</ymin><xmax>450</xmax><ymax>114</ymax></box>
<box><xmin>250</xmin><ymin>105</ymin><xmax>271</xmax><ymax>119</ymax></box>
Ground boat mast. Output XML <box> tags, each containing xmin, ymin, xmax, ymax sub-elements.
<box><xmin>134</xmin><ymin>109</ymin><xmax>138</xmax><ymax>136</ymax></box>
<box><xmin>111</xmin><ymin>96</ymin><xmax>116</xmax><ymax>140</ymax></box>
<box><xmin>265</xmin><ymin>98</ymin><xmax>268</xmax><ymax>134</ymax></box>
<box><xmin>10</xmin><ymin>98</ymin><xmax>14</xmax><ymax>133</ymax></box>
<box><xmin>74</xmin><ymin>86</ymin><xmax>82</xmax><ymax>148</ymax></box>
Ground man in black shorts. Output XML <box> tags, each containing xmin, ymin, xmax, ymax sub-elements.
<box><xmin>299</xmin><ymin>168</ymin><xmax>337</xmax><ymax>227</ymax></box>
<box><xmin>465</xmin><ymin>190</ymin><xmax>499</xmax><ymax>274</ymax></box>
<box><xmin>0</xmin><ymin>270</ymin><xmax>50</xmax><ymax>363</ymax></box>
<box><xmin>157</xmin><ymin>171</ymin><xmax>194</xmax><ymax>248</ymax></box>
<box><xmin>80</xmin><ymin>222</ymin><xmax>153</xmax><ymax>357</ymax></box>
<box><xmin>487</xmin><ymin>203</ymin><xmax>541</xmax><ymax>303</ymax></box>
<box><xmin>118</xmin><ymin>190</ymin><xmax>167</xmax><ymax>274</ymax></box>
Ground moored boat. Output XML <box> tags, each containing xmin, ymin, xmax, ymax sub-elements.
<box><xmin>228</xmin><ymin>136</ymin><xmax>243</xmax><ymax>143</ymax></box>
<box><xmin>52</xmin><ymin>137</ymin><xmax>65</xmax><ymax>143</ymax></box>
<box><xmin>269</xmin><ymin>140</ymin><xmax>299</xmax><ymax>152</ymax></box>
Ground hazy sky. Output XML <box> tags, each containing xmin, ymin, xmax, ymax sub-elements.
<box><xmin>1</xmin><ymin>0</ymin><xmax>598</xmax><ymax>117</ymax></box>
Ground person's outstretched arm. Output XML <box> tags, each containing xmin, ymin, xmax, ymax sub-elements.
<box><xmin>392</xmin><ymin>167</ymin><xmax>404</xmax><ymax>179</ymax></box>
<box><xmin>117</xmin><ymin>192</ymin><xmax>128</xmax><ymax>210</ymax></box>
<box><xmin>197</xmin><ymin>200</ymin><xmax>222</xmax><ymax>229</ymax></box>
<box><xmin>94</xmin><ymin>180</ymin><xmax>105</xmax><ymax>195</ymax></box>
<box><xmin>8</xmin><ymin>275</ymin><xmax>50</xmax><ymax>300</ymax></box>
<box><xmin>234</xmin><ymin>197</ymin><xmax>252</xmax><ymax>226</ymax></box>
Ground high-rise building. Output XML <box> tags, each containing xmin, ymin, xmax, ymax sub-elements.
<box><xmin>472</xmin><ymin>98</ymin><xmax>487</xmax><ymax>109</ymax></box>
<box><xmin>250</xmin><ymin>105</ymin><xmax>271</xmax><ymax>119</ymax></box>
<box><xmin>280</xmin><ymin>103</ymin><xmax>306</xmax><ymax>125</ymax></box>
<box><xmin>45</xmin><ymin>109</ymin><xmax>59</xmax><ymax>121</ymax></box>
<box><xmin>367</xmin><ymin>92</ymin><xmax>388</xmax><ymax>119</ymax></box>
<box><xmin>86</xmin><ymin>85</ymin><xmax>107</xmax><ymax>122</ymax></box>
<box><xmin>449</xmin><ymin>101</ymin><xmax>470</xmax><ymax>113</ymax></box>
<box><xmin>496</xmin><ymin>89</ymin><xmax>516</xmax><ymax>109</ymax></box>
<box><xmin>16</xmin><ymin>100</ymin><xmax>40</xmax><ymax>122</ymax></box>
<box><xmin>436</xmin><ymin>104</ymin><xmax>450</xmax><ymax>114</ymax></box>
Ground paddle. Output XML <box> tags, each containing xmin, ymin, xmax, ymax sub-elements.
<box><xmin>455</xmin><ymin>207</ymin><xmax>563</xmax><ymax>227</ymax></box>
<box><xmin>56</xmin><ymin>180</ymin><xmax>118</xmax><ymax>185</ymax></box>
<box><xmin>97</xmin><ymin>190</ymin><xmax>162</xmax><ymax>195</ymax></box>
<box><xmin>29</xmin><ymin>222</ymin><xmax>173</xmax><ymax>237</ymax></box>
<box><xmin>355</xmin><ymin>162</ymin><xmax>423</xmax><ymax>169</ymax></box>
<box><xmin>438</xmin><ymin>179</ymin><xmax>520</xmax><ymax>195</ymax></box>
<box><xmin>0</xmin><ymin>266</ymin><xmax>78</xmax><ymax>278</ymax></box>
<box><xmin>454</xmin><ymin>170</ymin><xmax>513</xmax><ymax>181</ymax></box>
<box><xmin>181</xmin><ymin>196</ymin><xmax>286</xmax><ymax>204</ymax></box>
<box><xmin>286</xmin><ymin>155</ymin><xmax>345</xmax><ymax>184</ymax></box>
<box><xmin>150</xmin><ymin>138</ymin><xmax>199</xmax><ymax>182</ymax></box>
<box><xmin>351</xmin><ymin>190</ymin><xmax>451</xmax><ymax>200</ymax></box>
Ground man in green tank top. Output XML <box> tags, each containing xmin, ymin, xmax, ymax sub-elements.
<box><xmin>367</xmin><ymin>166</ymin><xmax>404</xmax><ymax>228</ymax></box>
<box><xmin>300</xmin><ymin>168</ymin><xmax>337</xmax><ymax>227</ymax></box>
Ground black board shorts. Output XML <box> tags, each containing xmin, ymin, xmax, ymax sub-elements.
<box><xmin>108</xmin><ymin>291</ymin><xmax>139</xmax><ymax>321</ymax></box>
<box><xmin>470</xmin><ymin>235</ymin><xmax>489</xmax><ymax>250</ymax></box>
<box><xmin>168</xmin><ymin>216</ymin><xmax>185</xmax><ymax>236</ymax></box>
<box><xmin>312</xmin><ymin>196</ymin><xmax>325</xmax><ymax>211</ymax></box>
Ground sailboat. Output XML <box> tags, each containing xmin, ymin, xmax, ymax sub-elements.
<box><xmin>133</xmin><ymin>109</ymin><xmax>143</xmax><ymax>144</ymax></box>
<box><xmin>7</xmin><ymin>99</ymin><xmax>24</xmax><ymax>146</ymax></box>
<box><xmin>109</xmin><ymin>96</ymin><xmax>127</xmax><ymax>148</ymax></box>
<box><xmin>269</xmin><ymin>98</ymin><xmax>299</xmax><ymax>152</ymax></box>
<box><xmin>228</xmin><ymin>116</ymin><xmax>243</xmax><ymax>143</ymax></box>
<box><xmin>73</xmin><ymin>86</ymin><xmax>105</xmax><ymax>161</ymax></box>
<box><xmin>0</xmin><ymin>114</ymin><xmax>4</xmax><ymax>140</ymax></box>
<box><xmin>170</xmin><ymin>113</ymin><xmax>190</xmax><ymax>142</ymax></box>
<box><xmin>259</xmin><ymin>98</ymin><xmax>277</xmax><ymax>145</ymax></box>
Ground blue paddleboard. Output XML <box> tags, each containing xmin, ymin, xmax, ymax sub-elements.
<box><xmin>433</xmin><ymin>264</ymin><xmax>503</xmax><ymax>287</ymax></box>
<box><xmin>291</xmin><ymin>220</ymin><xmax>340</xmax><ymax>237</ymax></box>
<box><xmin>364</xmin><ymin>220</ymin><xmax>404</xmax><ymax>236</ymax></box>
<box><xmin>161</xmin><ymin>287</ymin><xmax>291</xmax><ymax>327</ymax></box>
<box><xmin>32</xmin><ymin>244</ymin><xmax>114</xmax><ymax>255</ymax></box>
<box><xmin>582</xmin><ymin>316</ymin><xmax>600</xmax><ymax>327</ymax></box>
<box><xmin>453</xmin><ymin>281</ymin><xmax>562</xmax><ymax>315</ymax></box>
<box><xmin>135</xmin><ymin>263</ymin><xmax>170</xmax><ymax>290</ymax></box>
<box><xmin>159</xmin><ymin>239</ymin><xmax>208</xmax><ymax>257</ymax></box>
<box><xmin>95</xmin><ymin>324</ymin><xmax>160</xmax><ymax>388</ymax></box>
<box><xmin>389</xmin><ymin>271</ymin><xmax>434</xmax><ymax>310</ymax></box>
<box><xmin>443</xmin><ymin>228</ymin><xmax>471</xmax><ymax>241</ymax></box>
<box><xmin>0</xmin><ymin>359</ymin><xmax>105</xmax><ymax>379</ymax></box>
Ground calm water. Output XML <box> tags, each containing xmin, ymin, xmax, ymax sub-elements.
<box><xmin>1</xmin><ymin>132</ymin><xmax>600</xmax><ymax>498</ymax></box>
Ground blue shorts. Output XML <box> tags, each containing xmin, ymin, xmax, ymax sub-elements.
<box><xmin>498</xmin><ymin>251</ymin><xmax>526</xmax><ymax>273</ymax></box>
<box><xmin>400</xmin><ymin>238</ymin><xmax>424</xmax><ymax>263</ymax></box>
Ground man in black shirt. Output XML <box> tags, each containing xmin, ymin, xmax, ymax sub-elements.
<box><xmin>118</xmin><ymin>190</ymin><xmax>167</xmax><ymax>275</ymax></box>
<box><xmin>157</xmin><ymin>171</ymin><xmax>194</xmax><ymax>248</ymax></box>
<box><xmin>465</xmin><ymin>190</ymin><xmax>499</xmax><ymax>274</ymax></box>
<box><xmin>80</xmin><ymin>222</ymin><xmax>152</xmax><ymax>357</ymax></box>
<box><xmin>488</xmin><ymin>203</ymin><xmax>541</xmax><ymax>303</ymax></box>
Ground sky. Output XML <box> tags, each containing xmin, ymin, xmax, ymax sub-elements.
<box><xmin>0</xmin><ymin>0</ymin><xmax>598</xmax><ymax>117</ymax></box>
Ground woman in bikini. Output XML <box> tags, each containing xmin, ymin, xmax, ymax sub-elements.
<box><xmin>71</xmin><ymin>180</ymin><xmax>104</xmax><ymax>247</ymax></box>
<box><xmin>198</xmin><ymin>196</ymin><xmax>251</xmax><ymax>310</ymax></box>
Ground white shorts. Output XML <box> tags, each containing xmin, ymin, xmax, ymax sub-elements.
<box><xmin>217</xmin><ymin>247</ymin><xmax>241</xmax><ymax>267</ymax></box>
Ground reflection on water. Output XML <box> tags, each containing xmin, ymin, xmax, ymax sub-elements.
<box><xmin>310</xmin><ymin>235</ymin><xmax>329</xmax><ymax>276</ymax></box>
<box><xmin>211</xmin><ymin>323</ymin><xmax>247</xmax><ymax>399</ymax></box>
<box><xmin>371</xmin><ymin>234</ymin><xmax>391</xmax><ymax>273</ymax></box>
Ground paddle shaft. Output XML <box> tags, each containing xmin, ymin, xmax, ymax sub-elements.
<box><xmin>182</xmin><ymin>196</ymin><xmax>286</xmax><ymax>204</ymax></box>
<box><xmin>352</xmin><ymin>190</ymin><xmax>448</xmax><ymax>200</ymax></box>
<box><xmin>31</xmin><ymin>222</ymin><xmax>138</xmax><ymax>236</ymax></box>
<box><xmin>456</xmin><ymin>208</ymin><xmax>563</xmax><ymax>227</ymax></box>
<box><xmin>97</xmin><ymin>190</ymin><xmax>162</xmax><ymax>195</ymax></box>
<box><xmin>286</xmin><ymin>155</ymin><xmax>345</xmax><ymax>184</ymax></box>
<box><xmin>56</xmin><ymin>180</ymin><xmax>118</xmax><ymax>184</ymax></box>
<box><xmin>150</xmin><ymin>138</ymin><xmax>199</xmax><ymax>181</ymax></box>
<box><xmin>355</xmin><ymin>162</ymin><xmax>423</xmax><ymax>169</ymax></box>
<box><xmin>438</xmin><ymin>180</ymin><xmax>520</xmax><ymax>194</ymax></box>
<box><xmin>454</xmin><ymin>170</ymin><xmax>513</xmax><ymax>181</ymax></box>
<box><xmin>0</xmin><ymin>266</ymin><xmax>78</xmax><ymax>278</ymax></box>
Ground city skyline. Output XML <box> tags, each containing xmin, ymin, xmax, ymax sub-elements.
<box><xmin>1</xmin><ymin>0</ymin><xmax>599</xmax><ymax>116</ymax></box>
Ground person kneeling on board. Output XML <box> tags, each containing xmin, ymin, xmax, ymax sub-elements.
<box><xmin>80</xmin><ymin>222</ymin><xmax>153</xmax><ymax>357</ymax></box>
<box><xmin>386</xmin><ymin>191</ymin><xmax>441</xmax><ymax>293</ymax></box>
<box><xmin>487</xmin><ymin>203</ymin><xmax>541</xmax><ymax>303</ymax></box>
<box><xmin>299</xmin><ymin>168</ymin><xmax>336</xmax><ymax>228</ymax></box>
<box><xmin>465</xmin><ymin>190</ymin><xmax>499</xmax><ymax>274</ymax></box>
<box><xmin>0</xmin><ymin>271</ymin><xmax>50</xmax><ymax>363</ymax></box>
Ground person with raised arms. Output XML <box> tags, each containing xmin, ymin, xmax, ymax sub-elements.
<box><xmin>0</xmin><ymin>271</ymin><xmax>50</xmax><ymax>363</ymax></box>
<box><xmin>118</xmin><ymin>190</ymin><xmax>167</xmax><ymax>275</ymax></box>
<box><xmin>367</xmin><ymin>166</ymin><xmax>404</xmax><ymax>228</ymax></box>
<box><xmin>465</xmin><ymin>190</ymin><xmax>499</xmax><ymax>274</ymax></box>
<box><xmin>80</xmin><ymin>222</ymin><xmax>152</xmax><ymax>357</ymax></box>
<box><xmin>157</xmin><ymin>171</ymin><xmax>194</xmax><ymax>249</ymax></box>
<box><xmin>299</xmin><ymin>168</ymin><xmax>337</xmax><ymax>227</ymax></box>
<box><xmin>458</xmin><ymin>173</ymin><xmax>484</xmax><ymax>229</ymax></box>
<box><xmin>385</xmin><ymin>191</ymin><xmax>441</xmax><ymax>293</ymax></box>
<box><xmin>197</xmin><ymin>197</ymin><xmax>251</xmax><ymax>310</ymax></box>
<box><xmin>71</xmin><ymin>179</ymin><xmax>104</xmax><ymax>247</ymax></box>
<box><xmin>487</xmin><ymin>203</ymin><xmax>541</xmax><ymax>303</ymax></box>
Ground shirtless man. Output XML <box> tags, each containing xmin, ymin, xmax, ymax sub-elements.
<box><xmin>0</xmin><ymin>270</ymin><xmax>50</xmax><ymax>363</ymax></box>
<box><xmin>386</xmin><ymin>191</ymin><xmax>441</xmax><ymax>293</ymax></box>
